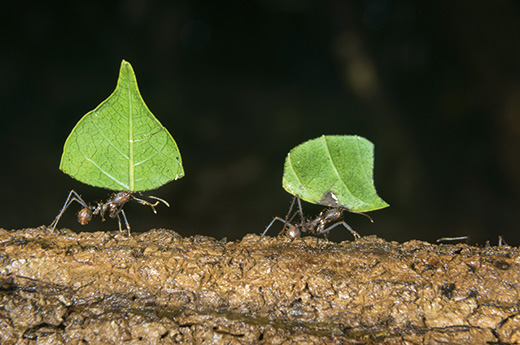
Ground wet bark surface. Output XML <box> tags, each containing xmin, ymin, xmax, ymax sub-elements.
<box><xmin>0</xmin><ymin>227</ymin><xmax>519</xmax><ymax>344</ymax></box>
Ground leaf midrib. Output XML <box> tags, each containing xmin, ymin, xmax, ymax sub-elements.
<box><xmin>127</xmin><ymin>69</ymin><xmax>134</xmax><ymax>191</ymax></box>
<box><xmin>323</xmin><ymin>136</ymin><xmax>368</xmax><ymax>205</ymax></box>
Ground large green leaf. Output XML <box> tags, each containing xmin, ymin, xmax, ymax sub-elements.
<box><xmin>282</xmin><ymin>135</ymin><xmax>388</xmax><ymax>212</ymax></box>
<box><xmin>60</xmin><ymin>60</ymin><xmax>184</xmax><ymax>191</ymax></box>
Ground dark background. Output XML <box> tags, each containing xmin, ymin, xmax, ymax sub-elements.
<box><xmin>2</xmin><ymin>1</ymin><xmax>520</xmax><ymax>245</ymax></box>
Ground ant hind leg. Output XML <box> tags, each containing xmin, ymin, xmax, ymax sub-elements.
<box><xmin>261</xmin><ymin>217</ymin><xmax>294</xmax><ymax>237</ymax></box>
<box><xmin>49</xmin><ymin>190</ymin><xmax>89</xmax><ymax>234</ymax></box>
<box><xmin>281</xmin><ymin>195</ymin><xmax>300</xmax><ymax>235</ymax></box>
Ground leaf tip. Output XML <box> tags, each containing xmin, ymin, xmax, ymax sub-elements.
<box><xmin>120</xmin><ymin>60</ymin><xmax>134</xmax><ymax>73</ymax></box>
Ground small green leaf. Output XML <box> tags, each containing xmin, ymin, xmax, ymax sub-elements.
<box><xmin>282</xmin><ymin>135</ymin><xmax>388</xmax><ymax>212</ymax></box>
<box><xmin>60</xmin><ymin>60</ymin><xmax>184</xmax><ymax>191</ymax></box>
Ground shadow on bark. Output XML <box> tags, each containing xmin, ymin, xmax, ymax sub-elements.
<box><xmin>0</xmin><ymin>227</ymin><xmax>519</xmax><ymax>344</ymax></box>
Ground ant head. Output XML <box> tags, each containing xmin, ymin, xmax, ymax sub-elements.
<box><xmin>287</xmin><ymin>226</ymin><xmax>301</xmax><ymax>239</ymax></box>
<box><xmin>112</xmin><ymin>191</ymin><xmax>132</xmax><ymax>205</ymax></box>
<box><xmin>78</xmin><ymin>208</ymin><xmax>93</xmax><ymax>225</ymax></box>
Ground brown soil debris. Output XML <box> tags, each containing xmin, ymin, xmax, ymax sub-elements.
<box><xmin>0</xmin><ymin>227</ymin><xmax>519</xmax><ymax>344</ymax></box>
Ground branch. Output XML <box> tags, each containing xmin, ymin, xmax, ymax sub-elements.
<box><xmin>0</xmin><ymin>228</ymin><xmax>518</xmax><ymax>344</ymax></box>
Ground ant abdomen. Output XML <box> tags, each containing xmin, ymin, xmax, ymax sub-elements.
<box><xmin>78</xmin><ymin>208</ymin><xmax>92</xmax><ymax>225</ymax></box>
<box><xmin>287</xmin><ymin>226</ymin><xmax>301</xmax><ymax>239</ymax></box>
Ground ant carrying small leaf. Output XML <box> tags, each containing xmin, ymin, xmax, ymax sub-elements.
<box><xmin>262</xmin><ymin>194</ymin><xmax>372</xmax><ymax>240</ymax></box>
<box><xmin>48</xmin><ymin>190</ymin><xmax>170</xmax><ymax>235</ymax></box>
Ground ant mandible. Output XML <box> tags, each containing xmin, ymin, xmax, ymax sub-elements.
<box><xmin>261</xmin><ymin>194</ymin><xmax>372</xmax><ymax>240</ymax></box>
<box><xmin>48</xmin><ymin>190</ymin><xmax>169</xmax><ymax>235</ymax></box>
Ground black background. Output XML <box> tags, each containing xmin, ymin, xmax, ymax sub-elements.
<box><xmin>2</xmin><ymin>1</ymin><xmax>520</xmax><ymax>245</ymax></box>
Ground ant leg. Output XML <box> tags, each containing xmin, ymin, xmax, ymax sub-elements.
<box><xmin>117</xmin><ymin>209</ymin><xmax>131</xmax><ymax>235</ymax></box>
<box><xmin>296</xmin><ymin>195</ymin><xmax>305</xmax><ymax>225</ymax></box>
<box><xmin>261</xmin><ymin>217</ymin><xmax>294</xmax><ymax>237</ymax></box>
<box><xmin>116</xmin><ymin>214</ymin><xmax>122</xmax><ymax>232</ymax></box>
<box><xmin>49</xmin><ymin>190</ymin><xmax>89</xmax><ymax>234</ymax></box>
<box><xmin>281</xmin><ymin>195</ymin><xmax>299</xmax><ymax>234</ymax></box>
<box><xmin>132</xmin><ymin>196</ymin><xmax>169</xmax><ymax>214</ymax></box>
<box><xmin>321</xmin><ymin>221</ymin><xmax>361</xmax><ymax>240</ymax></box>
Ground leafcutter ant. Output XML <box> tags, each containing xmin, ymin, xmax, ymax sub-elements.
<box><xmin>261</xmin><ymin>194</ymin><xmax>372</xmax><ymax>240</ymax></box>
<box><xmin>48</xmin><ymin>190</ymin><xmax>169</xmax><ymax>235</ymax></box>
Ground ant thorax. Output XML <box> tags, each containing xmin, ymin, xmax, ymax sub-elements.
<box><xmin>94</xmin><ymin>191</ymin><xmax>133</xmax><ymax>220</ymax></box>
<box><xmin>313</xmin><ymin>208</ymin><xmax>344</xmax><ymax>233</ymax></box>
<box><xmin>301</xmin><ymin>208</ymin><xmax>344</xmax><ymax>234</ymax></box>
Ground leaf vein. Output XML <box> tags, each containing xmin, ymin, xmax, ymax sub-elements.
<box><xmin>90</xmin><ymin>111</ymin><xmax>129</xmax><ymax>160</ymax></box>
<box><xmin>323</xmin><ymin>136</ymin><xmax>360</xmax><ymax>203</ymax></box>
<box><xmin>80</xmin><ymin>150</ymin><xmax>129</xmax><ymax>189</ymax></box>
<box><xmin>287</xmin><ymin>152</ymin><xmax>311</xmax><ymax>197</ymax></box>
<box><xmin>128</xmin><ymin>73</ymin><xmax>135</xmax><ymax>191</ymax></box>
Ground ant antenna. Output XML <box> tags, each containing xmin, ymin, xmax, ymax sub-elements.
<box><xmin>148</xmin><ymin>196</ymin><xmax>170</xmax><ymax>207</ymax></box>
<box><xmin>131</xmin><ymin>195</ymin><xmax>170</xmax><ymax>213</ymax></box>
<box><xmin>349</xmin><ymin>210</ymin><xmax>374</xmax><ymax>223</ymax></box>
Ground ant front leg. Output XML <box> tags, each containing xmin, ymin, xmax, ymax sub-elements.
<box><xmin>49</xmin><ymin>190</ymin><xmax>89</xmax><ymax>234</ymax></box>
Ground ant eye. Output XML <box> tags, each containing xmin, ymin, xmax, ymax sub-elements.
<box><xmin>78</xmin><ymin>208</ymin><xmax>92</xmax><ymax>225</ymax></box>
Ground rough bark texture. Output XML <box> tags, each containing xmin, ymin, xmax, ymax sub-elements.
<box><xmin>0</xmin><ymin>227</ymin><xmax>519</xmax><ymax>344</ymax></box>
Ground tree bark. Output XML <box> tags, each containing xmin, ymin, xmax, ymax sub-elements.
<box><xmin>0</xmin><ymin>228</ymin><xmax>519</xmax><ymax>344</ymax></box>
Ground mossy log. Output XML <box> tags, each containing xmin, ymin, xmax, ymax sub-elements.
<box><xmin>0</xmin><ymin>228</ymin><xmax>519</xmax><ymax>344</ymax></box>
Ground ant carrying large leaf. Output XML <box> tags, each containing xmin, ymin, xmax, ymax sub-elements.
<box><xmin>263</xmin><ymin>135</ymin><xmax>388</xmax><ymax>239</ymax></box>
<box><xmin>48</xmin><ymin>61</ymin><xmax>184</xmax><ymax>235</ymax></box>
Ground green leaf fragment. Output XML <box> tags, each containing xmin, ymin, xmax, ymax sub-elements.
<box><xmin>60</xmin><ymin>60</ymin><xmax>184</xmax><ymax>192</ymax></box>
<box><xmin>282</xmin><ymin>135</ymin><xmax>389</xmax><ymax>212</ymax></box>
